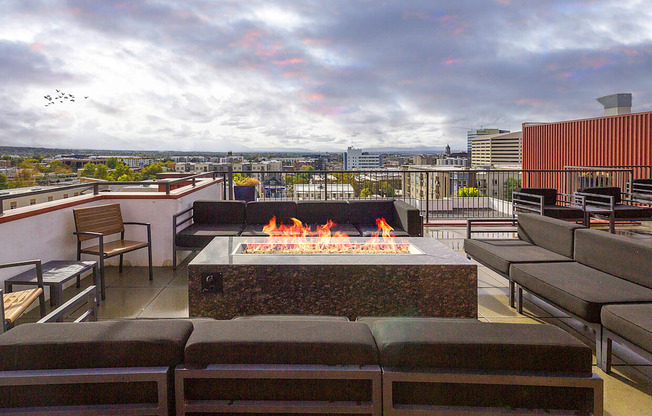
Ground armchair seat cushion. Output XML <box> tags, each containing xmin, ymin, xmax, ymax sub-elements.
<box><xmin>0</xmin><ymin>320</ymin><xmax>194</xmax><ymax>370</ymax></box>
<box><xmin>356</xmin><ymin>224</ymin><xmax>410</xmax><ymax>237</ymax></box>
<box><xmin>511</xmin><ymin>262</ymin><xmax>652</xmax><ymax>323</ymax></box>
<box><xmin>371</xmin><ymin>320</ymin><xmax>591</xmax><ymax>373</ymax></box>
<box><xmin>611</xmin><ymin>205</ymin><xmax>652</xmax><ymax>219</ymax></box>
<box><xmin>542</xmin><ymin>205</ymin><xmax>585</xmax><ymax>220</ymax></box>
<box><xmin>184</xmin><ymin>320</ymin><xmax>378</xmax><ymax>366</ymax></box>
<box><xmin>176</xmin><ymin>223</ymin><xmax>243</xmax><ymax>248</ymax></box>
<box><xmin>601</xmin><ymin>304</ymin><xmax>652</xmax><ymax>354</ymax></box>
<box><xmin>464</xmin><ymin>239</ymin><xmax>571</xmax><ymax>275</ymax></box>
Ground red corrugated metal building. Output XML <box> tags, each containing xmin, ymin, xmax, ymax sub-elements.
<box><xmin>523</xmin><ymin>111</ymin><xmax>652</xmax><ymax>191</ymax></box>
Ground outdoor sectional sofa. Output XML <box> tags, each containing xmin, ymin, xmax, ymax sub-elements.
<box><xmin>0</xmin><ymin>315</ymin><xmax>603</xmax><ymax>415</ymax></box>
<box><xmin>464</xmin><ymin>212</ymin><xmax>652</xmax><ymax>370</ymax></box>
<box><xmin>172</xmin><ymin>199</ymin><xmax>423</xmax><ymax>269</ymax></box>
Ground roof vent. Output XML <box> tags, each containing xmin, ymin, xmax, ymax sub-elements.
<box><xmin>597</xmin><ymin>93</ymin><xmax>632</xmax><ymax>116</ymax></box>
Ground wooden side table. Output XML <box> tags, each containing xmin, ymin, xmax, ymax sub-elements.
<box><xmin>4</xmin><ymin>261</ymin><xmax>99</xmax><ymax>310</ymax></box>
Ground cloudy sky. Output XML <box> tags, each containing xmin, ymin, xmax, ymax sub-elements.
<box><xmin>1</xmin><ymin>0</ymin><xmax>651</xmax><ymax>153</ymax></box>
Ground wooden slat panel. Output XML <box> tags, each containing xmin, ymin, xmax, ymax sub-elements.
<box><xmin>3</xmin><ymin>288</ymin><xmax>43</xmax><ymax>323</ymax></box>
<box><xmin>73</xmin><ymin>203</ymin><xmax>125</xmax><ymax>241</ymax></box>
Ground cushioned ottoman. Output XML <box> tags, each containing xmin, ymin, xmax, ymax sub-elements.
<box><xmin>0</xmin><ymin>319</ymin><xmax>194</xmax><ymax>416</ymax></box>
<box><xmin>175</xmin><ymin>319</ymin><xmax>381</xmax><ymax>415</ymax></box>
<box><xmin>371</xmin><ymin>320</ymin><xmax>603</xmax><ymax>415</ymax></box>
<box><xmin>600</xmin><ymin>303</ymin><xmax>652</xmax><ymax>373</ymax></box>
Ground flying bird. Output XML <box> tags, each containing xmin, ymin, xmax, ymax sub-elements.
<box><xmin>43</xmin><ymin>89</ymin><xmax>88</xmax><ymax>107</ymax></box>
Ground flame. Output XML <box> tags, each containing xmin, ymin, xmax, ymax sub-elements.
<box><xmin>243</xmin><ymin>217</ymin><xmax>410</xmax><ymax>254</ymax></box>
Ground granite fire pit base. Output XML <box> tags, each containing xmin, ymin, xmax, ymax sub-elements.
<box><xmin>188</xmin><ymin>237</ymin><xmax>477</xmax><ymax>320</ymax></box>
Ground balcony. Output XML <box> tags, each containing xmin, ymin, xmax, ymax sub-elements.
<box><xmin>1</xmin><ymin>170</ymin><xmax>651</xmax><ymax>414</ymax></box>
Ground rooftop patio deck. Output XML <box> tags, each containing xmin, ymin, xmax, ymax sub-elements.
<box><xmin>11</xmin><ymin>222</ymin><xmax>652</xmax><ymax>416</ymax></box>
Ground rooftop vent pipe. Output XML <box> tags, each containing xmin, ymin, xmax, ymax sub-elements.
<box><xmin>597</xmin><ymin>93</ymin><xmax>632</xmax><ymax>116</ymax></box>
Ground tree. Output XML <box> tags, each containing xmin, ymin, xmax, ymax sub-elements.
<box><xmin>360</xmin><ymin>188</ymin><xmax>372</xmax><ymax>198</ymax></box>
<box><xmin>504</xmin><ymin>177</ymin><xmax>522</xmax><ymax>202</ymax></box>
<box><xmin>137</xmin><ymin>163</ymin><xmax>163</xmax><ymax>181</ymax></box>
<box><xmin>110</xmin><ymin>161</ymin><xmax>134</xmax><ymax>181</ymax></box>
<box><xmin>0</xmin><ymin>174</ymin><xmax>8</xmax><ymax>190</ymax></box>
<box><xmin>95</xmin><ymin>164</ymin><xmax>109</xmax><ymax>180</ymax></box>
<box><xmin>79</xmin><ymin>163</ymin><xmax>98</xmax><ymax>178</ymax></box>
<box><xmin>106</xmin><ymin>157</ymin><xmax>119</xmax><ymax>169</ymax></box>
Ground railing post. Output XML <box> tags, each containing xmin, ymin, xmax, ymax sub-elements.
<box><xmin>192</xmin><ymin>177</ymin><xmax>196</xmax><ymax>187</ymax></box>
<box><xmin>165</xmin><ymin>182</ymin><xmax>171</xmax><ymax>195</ymax></box>
<box><xmin>324</xmin><ymin>171</ymin><xmax>329</xmax><ymax>201</ymax></box>
<box><xmin>228</xmin><ymin>165</ymin><xmax>233</xmax><ymax>200</ymax></box>
<box><xmin>93</xmin><ymin>183</ymin><xmax>99</xmax><ymax>195</ymax></box>
<box><xmin>425</xmin><ymin>171</ymin><xmax>430</xmax><ymax>223</ymax></box>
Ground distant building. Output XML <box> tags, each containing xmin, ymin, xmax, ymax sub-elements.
<box><xmin>343</xmin><ymin>147</ymin><xmax>382</xmax><ymax>170</ymax></box>
<box><xmin>436</xmin><ymin>157</ymin><xmax>466</xmax><ymax>166</ymax></box>
<box><xmin>467</xmin><ymin>129</ymin><xmax>509</xmax><ymax>167</ymax></box>
<box><xmin>471</xmin><ymin>131</ymin><xmax>522</xmax><ymax>168</ymax></box>
<box><xmin>413</xmin><ymin>154</ymin><xmax>437</xmax><ymax>165</ymax></box>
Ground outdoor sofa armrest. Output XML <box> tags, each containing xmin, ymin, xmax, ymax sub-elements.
<box><xmin>575</xmin><ymin>191</ymin><xmax>616</xmax><ymax>210</ymax></box>
<box><xmin>465</xmin><ymin>218</ymin><xmax>517</xmax><ymax>239</ymax></box>
<box><xmin>393</xmin><ymin>200</ymin><xmax>423</xmax><ymax>236</ymax></box>
<box><xmin>512</xmin><ymin>192</ymin><xmax>544</xmax><ymax>215</ymax></box>
<box><xmin>173</xmin><ymin>206</ymin><xmax>194</xmax><ymax>231</ymax></box>
<box><xmin>37</xmin><ymin>285</ymin><xmax>98</xmax><ymax>323</ymax></box>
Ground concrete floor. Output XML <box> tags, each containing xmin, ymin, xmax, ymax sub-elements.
<box><xmin>15</xmin><ymin>223</ymin><xmax>652</xmax><ymax>415</ymax></box>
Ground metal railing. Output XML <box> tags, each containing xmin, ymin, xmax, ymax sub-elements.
<box><xmin>224</xmin><ymin>167</ymin><xmax>643</xmax><ymax>222</ymax></box>
<box><xmin>0</xmin><ymin>172</ymin><xmax>222</xmax><ymax>215</ymax></box>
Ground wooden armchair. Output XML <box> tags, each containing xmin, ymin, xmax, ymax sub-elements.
<box><xmin>73</xmin><ymin>203</ymin><xmax>153</xmax><ymax>300</ymax></box>
<box><xmin>1</xmin><ymin>260</ymin><xmax>47</xmax><ymax>333</ymax></box>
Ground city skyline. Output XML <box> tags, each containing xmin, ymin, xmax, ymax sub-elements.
<box><xmin>1</xmin><ymin>0</ymin><xmax>651</xmax><ymax>152</ymax></box>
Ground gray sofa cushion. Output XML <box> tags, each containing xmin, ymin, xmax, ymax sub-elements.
<box><xmin>297</xmin><ymin>201</ymin><xmax>350</xmax><ymax>225</ymax></box>
<box><xmin>235</xmin><ymin>315</ymin><xmax>349</xmax><ymax>321</ymax></box>
<box><xmin>574</xmin><ymin>229</ymin><xmax>652</xmax><ymax>289</ymax></box>
<box><xmin>184</xmin><ymin>320</ymin><xmax>378</xmax><ymax>366</ymax></box>
<box><xmin>246</xmin><ymin>201</ymin><xmax>297</xmax><ymax>225</ymax></box>
<box><xmin>510</xmin><ymin>262</ymin><xmax>652</xmax><ymax>323</ymax></box>
<box><xmin>371</xmin><ymin>320</ymin><xmax>591</xmax><ymax>373</ymax></box>
<box><xmin>0</xmin><ymin>320</ymin><xmax>193</xmax><ymax>371</ymax></box>
<box><xmin>464</xmin><ymin>238</ymin><xmax>571</xmax><ymax>275</ymax></box>
<box><xmin>193</xmin><ymin>200</ymin><xmax>246</xmax><ymax>225</ymax></box>
<box><xmin>517</xmin><ymin>213</ymin><xmax>584</xmax><ymax>258</ymax></box>
<box><xmin>601</xmin><ymin>304</ymin><xmax>652</xmax><ymax>354</ymax></box>
<box><xmin>176</xmin><ymin>223</ymin><xmax>243</xmax><ymax>247</ymax></box>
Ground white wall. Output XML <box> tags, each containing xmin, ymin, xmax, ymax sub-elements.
<box><xmin>0</xmin><ymin>180</ymin><xmax>223</xmax><ymax>289</ymax></box>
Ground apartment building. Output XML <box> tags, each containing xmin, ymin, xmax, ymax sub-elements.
<box><xmin>471</xmin><ymin>131</ymin><xmax>522</xmax><ymax>168</ymax></box>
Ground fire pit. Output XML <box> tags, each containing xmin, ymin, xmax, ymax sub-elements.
<box><xmin>188</xmin><ymin>233</ymin><xmax>477</xmax><ymax>320</ymax></box>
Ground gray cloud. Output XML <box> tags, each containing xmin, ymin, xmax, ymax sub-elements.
<box><xmin>0</xmin><ymin>0</ymin><xmax>651</xmax><ymax>152</ymax></box>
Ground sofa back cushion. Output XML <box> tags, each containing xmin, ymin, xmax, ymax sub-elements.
<box><xmin>193</xmin><ymin>200</ymin><xmax>246</xmax><ymax>225</ymax></box>
<box><xmin>348</xmin><ymin>200</ymin><xmax>395</xmax><ymax>225</ymax></box>
<box><xmin>574</xmin><ymin>229</ymin><xmax>652</xmax><ymax>289</ymax></box>
<box><xmin>297</xmin><ymin>201</ymin><xmax>349</xmax><ymax>225</ymax></box>
<box><xmin>579</xmin><ymin>186</ymin><xmax>622</xmax><ymax>203</ymax></box>
<box><xmin>246</xmin><ymin>201</ymin><xmax>297</xmax><ymax>225</ymax></box>
<box><xmin>517</xmin><ymin>213</ymin><xmax>583</xmax><ymax>258</ymax></box>
<box><xmin>518</xmin><ymin>188</ymin><xmax>557</xmax><ymax>206</ymax></box>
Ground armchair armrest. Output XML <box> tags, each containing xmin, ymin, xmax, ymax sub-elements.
<box><xmin>512</xmin><ymin>192</ymin><xmax>544</xmax><ymax>215</ymax></box>
<box><xmin>123</xmin><ymin>221</ymin><xmax>151</xmax><ymax>227</ymax></box>
<box><xmin>38</xmin><ymin>285</ymin><xmax>98</xmax><ymax>323</ymax></box>
<box><xmin>575</xmin><ymin>192</ymin><xmax>615</xmax><ymax>210</ymax></box>
<box><xmin>0</xmin><ymin>260</ymin><xmax>44</xmax><ymax>287</ymax></box>
<box><xmin>466</xmin><ymin>218</ymin><xmax>517</xmax><ymax>239</ymax></box>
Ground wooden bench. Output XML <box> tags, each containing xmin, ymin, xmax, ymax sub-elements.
<box><xmin>73</xmin><ymin>203</ymin><xmax>152</xmax><ymax>299</ymax></box>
